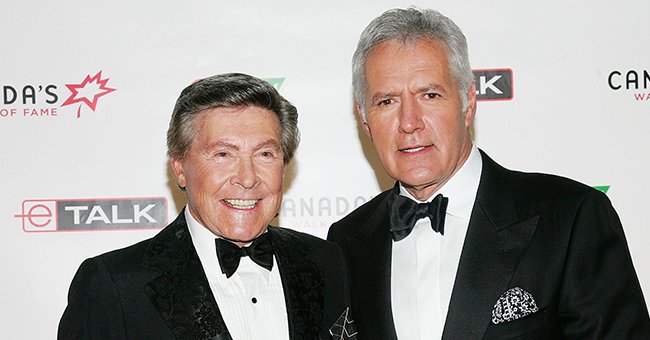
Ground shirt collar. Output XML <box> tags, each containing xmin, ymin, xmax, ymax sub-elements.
<box><xmin>185</xmin><ymin>207</ymin><xmax>219</xmax><ymax>264</ymax></box>
<box><xmin>184</xmin><ymin>207</ymin><xmax>272</xmax><ymax>281</ymax></box>
<box><xmin>399</xmin><ymin>145</ymin><xmax>482</xmax><ymax>219</ymax></box>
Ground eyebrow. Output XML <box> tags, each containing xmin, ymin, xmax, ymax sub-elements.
<box><xmin>415</xmin><ymin>83</ymin><xmax>445</xmax><ymax>93</ymax></box>
<box><xmin>254</xmin><ymin>139</ymin><xmax>282</xmax><ymax>151</ymax></box>
<box><xmin>370</xmin><ymin>83</ymin><xmax>446</xmax><ymax>103</ymax></box>
<box><xmin>206</xmin><ymin>139</ymin><xmax>281</xmax><ymax>152</ymax></box>
<box><xmin>206</xmin><ymin>141</ymin><xmax>238</xmax><ymax>151</ymax></box>
<box><xmin>370</xmin><ymin>91</ymin><xmax>401</xmax><ymax>103</ymax></box>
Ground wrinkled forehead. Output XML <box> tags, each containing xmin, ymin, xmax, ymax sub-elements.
<box><xmin>364</xmin><ymin>39</ymin><xmax>454</xmax><ymax>87</ymax></box>
<box><xmin>191</xmin><ymin>105</ymin><xmax>281</xmax><ymax>141</ymax></box>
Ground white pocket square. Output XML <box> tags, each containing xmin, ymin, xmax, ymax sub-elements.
<box><xmin>491</xmin><ymin>287</ymin><xmax>539</xmax><ymax>324</ymax></box>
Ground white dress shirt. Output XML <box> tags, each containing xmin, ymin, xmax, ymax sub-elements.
<box><xmin>391</xmin><ymin>146</ymin><xmax>482</xmax><ymax>340</ymax></box>
<box><xmin>185</xmin><ymin>209</ymin><xmax>290</xmax><ymax>340</ymax></box>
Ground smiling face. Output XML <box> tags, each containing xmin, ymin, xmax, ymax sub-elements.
<box><xmin>171</xmin><ymin>106</ymin><xmax>284</xmax><ymax>245</ymax></box>
<box><xmin>361</xmin><ymin>38</ymin><xmax>477</xmax><ymax>201</ymax></box>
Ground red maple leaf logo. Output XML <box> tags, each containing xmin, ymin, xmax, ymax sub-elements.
<box><xmin>61</xmin><ymin>71</ymin><xmax>116</xmax><ymax>118</ymax></box>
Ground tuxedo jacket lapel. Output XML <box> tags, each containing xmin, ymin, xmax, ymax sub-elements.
<box><xmin>442</xmin><ymin>150</ymin><xmax>539</xmax><ymax>340</ymax></box>
<box><xmin>141</xmin><ymin>213</ymin><xmax>232</xmax><ymax>340</ymax></box>
<box><xmin>342</xmin><ymin>190</ymin><xmax>398</xmax><ymax>340</ymax></box>
<box><xmin>269</xmin><ymin>227</ymin><xmax>324</xmax><ymax>340</ymax></box>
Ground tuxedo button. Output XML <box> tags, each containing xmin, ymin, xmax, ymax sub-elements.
<box><xmin>251</xmin><ymin>297</ymin><xmax>258</xmax><ymax>304</ymax></box>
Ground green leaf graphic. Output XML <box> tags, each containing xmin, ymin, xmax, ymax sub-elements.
<box><xmin>593</xmin><ymin>186</ymin><xmax>610</xmax><ymax>194</ymax></box>
<box><xmin>264</xmin><ymin>78</ymin><xmax>285</xmax><ymax>90</ymax></box>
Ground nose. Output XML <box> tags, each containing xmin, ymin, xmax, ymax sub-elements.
<box><xmin>398</xmin><ymin>96</ymin><xmax>425</xmax><ymax>134</ymax></box>
<box><xmin>231</xmin><ymin>158</ymin><xmax>260</xmax><ymax>189</ymax></box>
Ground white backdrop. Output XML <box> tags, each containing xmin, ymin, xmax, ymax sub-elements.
<box><xmin>1</xmin><ymin>1</ymin><xmax>648</xmax><ymax>338</ymax></box>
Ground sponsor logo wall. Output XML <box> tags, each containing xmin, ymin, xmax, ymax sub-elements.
<box><xmin>1</xmin><ymin>1</ymin><xmax>648</xmax><ymax>338</ymax></box>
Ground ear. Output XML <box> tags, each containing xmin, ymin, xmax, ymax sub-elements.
<box><xmin>464</xmin><ymin>82</ymin><xmax>478</xmax><ymax>128</ymax></box>
<box><xmin>170</xmin><ymin>157</ymin><xmax>187</xmax><ymax>189</ymax></box>
<box><xmin>357</xmin><ymin>104</ymin><xmax>373</xmax><ymax>140</ymax></box>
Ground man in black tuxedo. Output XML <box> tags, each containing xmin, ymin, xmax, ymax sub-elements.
<box><xmin>59</xmin><ymin>73</ymin><xmax>355</xmax><ymax>340</ymax></box>
<box><xmin>327</xmin><ymin>7</ymin><xmax>650</xmax><ymax>339</ymax></box>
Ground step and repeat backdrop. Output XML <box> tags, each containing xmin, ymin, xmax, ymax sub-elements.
<box><xmin>1</xmin><ymin>1</ymin><xmax>648</xmax><ymax>337</ymax></box>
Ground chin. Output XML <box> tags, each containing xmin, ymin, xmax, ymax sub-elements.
<box><xmin>400</xmin><ymin>173</ymin><xmax>434</xmax><ymax>184</ymax></box>
<box><xmin>231</xmin><ymin>226</ymin><xmax>266</xmax><ymax>239</ymax></box>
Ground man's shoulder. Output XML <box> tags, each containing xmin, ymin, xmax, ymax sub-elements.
<box><xmin>81</xmin><ymin>215</ymin><xmax>186</xmax><ymax>274</ymax></box>
<box><xmin>506</xmin><ymin>168</ymin><xmax>600</xmax><ymax>200</ymax></box>
<box><xmin>82</xmin><ymin>232</ymin><xmax>158</xmax><ymax>276</ymax></box>
<box><xmin>328</xmin><ymin>189</ymin><xmax>392</xmax><ymax>238</ymax></box>
<box><xmin>506</xmin><ymin>165</ymin><xmax>590</xmax><ymax>187</ymax></box>
<box><xmin>482</xmin><ymin>151</ymin><xmax>608</xmax><ymax>207</ymax></box>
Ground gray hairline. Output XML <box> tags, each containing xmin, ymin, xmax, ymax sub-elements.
<box><xmin>352</xmin><ymin>8</ymin><xmax>474</xmax><ymax>122</ymax></box>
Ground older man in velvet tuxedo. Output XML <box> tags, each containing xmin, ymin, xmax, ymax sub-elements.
<box><xmin>59</xmin><ymin>73</ymin><xmax>355</xmax><ymax>340</ymax></box>
<box><xmin>327</xmin><ymin>7</ymin><xmax>650</xmax><ymax>340</ymax></box>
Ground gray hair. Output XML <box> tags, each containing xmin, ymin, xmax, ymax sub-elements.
<box><xmin>352</xmin><ymin>7</ymin><xmax>474</xmax><ymax>121</ymax></box>
<box><xmin>166</xmin><ymin>73</ymin><xmax>300</xmax><ymax>164</ymax></box>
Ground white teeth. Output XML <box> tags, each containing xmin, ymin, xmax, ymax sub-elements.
<box><xmin>224</xmin><ymin>199</ymin><xmax>258</xmax><ymax>209</ymax></box>
<box><xmin>402</xmin><ymin>146</ymin><xmax>425</xmax><ymax>153</ymax></box>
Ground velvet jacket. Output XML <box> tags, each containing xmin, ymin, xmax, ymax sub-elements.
<box><xmin>59</xmin><ymin>212</ymin><xmax>352</xmax><ymax>340</ymax></box>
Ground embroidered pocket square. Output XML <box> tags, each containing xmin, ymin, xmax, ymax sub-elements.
<box><xmin>491</xmin><ymin>287</ymin><xmax>539</xmax><ymax>324</ymax></box>
<box><xmin>329</xmin><ymin>307</ymin><xmax>358</xmax><ymax>339</ymax></box>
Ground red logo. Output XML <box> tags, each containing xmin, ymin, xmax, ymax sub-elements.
<box><xmin>15</xmin><ymin>200</ymin><xmax>57</xmax><ymax>231</ymax></box>
<box><xmin>61</xmin><ymin>71</ymin><xmax>116</xmax><ymax>118</ymax></box>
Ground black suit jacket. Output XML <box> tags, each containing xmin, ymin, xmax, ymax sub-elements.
<box><xmin>328</xmin><ymin>150</ymin><xmax>650</xmax><ymax>339</ymax></box>
<box><xmin>59</xmin><ymin>212</ymin><xmax>351</xmax><ymax>340</ymax></box>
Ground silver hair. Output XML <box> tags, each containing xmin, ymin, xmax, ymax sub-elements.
<box><xmin>352</xmin><ymin>7</ymin><xmax>474</xmax><ymax>121</ymax></box>
<box><xmin>166</xmin><ymin>73</ymin><xmax>300</xmax><ymax>164</ymax></box>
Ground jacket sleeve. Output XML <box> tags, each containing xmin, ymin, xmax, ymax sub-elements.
<box><xmin>58</xmin><ymin>257</ymin><xmax>127</xmax><ymax>340</ymax></box>
<box><xmin>559</xmin><ymin>190</ymin><xmax>650</xmax><ymax>339</ymax></box>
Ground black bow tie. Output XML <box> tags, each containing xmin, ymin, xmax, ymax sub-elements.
<box><xmin>215</xmin><ymin>232</ymin><xmax>274</xmax><ymax>278</ymax></box>
<box><xmin>388</xmin><ymin>187</ymin><xmax>449</xmax><ymax>241</ymax></box>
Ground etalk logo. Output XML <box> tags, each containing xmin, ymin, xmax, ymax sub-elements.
<box><xmin>16</xmin><ymin>197</ymin><xmax>168</xmax><ymax>232</ymax></box>
<box><xmin>473</xmin><ymin>69</ymin><xmax>513</xmax><ymax>101</ymax></box>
